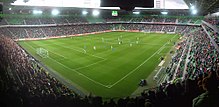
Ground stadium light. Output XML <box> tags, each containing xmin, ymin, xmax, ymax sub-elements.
<box><xmin>92</xmin><ymin>10</ymin><xmax>99</xmax><ymax>16</ymax></box>
<box><xmin>133</xmin><ymin>11</ymin><xmax>140</xmax><ymax>15</ymax></box>
<box><xmin>51</xmin><ymin>9</ymin><xmax>59</xmax><ymax>15</ymax></box>
<box><xmin>161</xmin><ymin>11</ymin><xmax>168</xmax><ymax>15</ymax></box>
<box><xmin>190</xmin><ymin>5</ymin><xmax>195</xmax><ymax>10</ymax></box>
<box><xmin>33</xmin><ymin>10</ymin><xmax>43</xmax><ymax>14</ymax></box>
<box><xmin>82</xmin><ymin>10</ymin><xmax>88</xmax><ymax>15</ymax></box>
<box><xmin>192</xmin><ymin>9</ymin><xmax>197</xmax><ymax>15</ymax></box>
<box><xmin>212</xmin><ymin>12</ymin><xmax>219</xmax><ymax>16</ymax></box>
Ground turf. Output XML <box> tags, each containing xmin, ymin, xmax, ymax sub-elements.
<box><xmin>18</xmin><ymin>31</ymin><xmax>179</xmax><ymax>98</ymax></box>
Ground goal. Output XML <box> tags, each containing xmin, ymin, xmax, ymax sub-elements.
<box><xmin>36</xmin><ymin>48</ymin><xmax>49</xmax><ymax>58</ymax></box>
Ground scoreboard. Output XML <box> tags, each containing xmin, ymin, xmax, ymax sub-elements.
<box><xmin>112</xmin><ymin>11</ymin><xmax>118</xmax><ymax>16</ymax></box>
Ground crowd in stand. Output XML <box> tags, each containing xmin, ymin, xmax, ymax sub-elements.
<box><xmin>162</xmin><ymin>25</ymin><xmax>176</xmax><ymax>32</ymax></box>
<box><xmin>204</xmin><ymin>17</ymin><xmax>219</xmax><ymax>28</ymax></box>
<box><xmin>150</xmin><ymin>25</ymin><xmax>163</xmax><ymax>32</ymax></box>
<box><xmin>178</xmin><ymin>18</ymin><xmax>190</xmax><ymax>23</ymax></box>
<box><xmin>141</xmin><ymin>17</ymin><xmax>153</xmax><ymax>22</ymax></box>
<box><xmin>0</xmin><ymin>24</ymin><xmax>197</xmax><ymax>39</ymax></box>
<box><xmin>0</xmin><ymin>33</ymin><xmax>218</xmax><ymax>107</ymax></box>
<box><xmin>0</xmin><ymin>16</ymin><xmax>204</xmax><ymax>25</ymax></box>
<box><xmin>0</xmin><ymin>16</ymin><xmax>88</xmax><ymax>25</ymax></box>
<box><xmin>24</xmin><ymin>18</ymin><xmax>41</xmax><ymax>25</ymax></box>
<box><xmin>0</xmin><ymin>36</ymin><xmax>78</xmax><ymax>107</ymax></box>
<box><xmin>0</xmin><ymin>34</ymin><xmax>218</xmax><ymax>107</ymax></box>
<box><xmin>204</xmin><ymin>24</ymin><xmax>219</xmax><ymax>47</ymax></box>
<box><xmin>165</xmin><ymin>37</ymin><xmax>188</xmax><ymax>80</ymax></box>
<box><xmin>175</xmin><ymin>26</ymin><xmax>187</xmax><ymax>34</ymax></box>
<box><xmin>141</xmin><ymin>25</ymin><xmax>153</xmax><ymax>32</ymax></box>
<box><xmin>0</xmin><ymin>16</ymin><xmax>218</xmax><ymax>107</ymax></box>
<box><xmin>2</xmin><ymin>24</ymin><xmax>112</xmax><ymax>39</ymax></box>
<box><xmin>164</xmin><ymin>26</ymin><xmax>219</xmax><ymax>82</ymax></box>
<box><xmin>185</xmin><ymin>29</ymin><xmax>219</xmax><ymax>79</ymax></box>
<box><xmin>153</xmin><ymin>18</ymin><xmax>165</xmax><ymax>23</ymax></box>
<box><xmin>121</xmin><ymin>24</ymin><xmax>142</xmax><ymax>30</ymax></box>
<box><xmin>165</xmin><ymin>18</ymin><xmax>176</xmax><ymax>23</ymax></box>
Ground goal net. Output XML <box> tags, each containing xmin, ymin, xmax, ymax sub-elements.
<box><xmin>36</xmin><ymin>48</ymin><xmax>49</xmax><ymax>58</ymax></box>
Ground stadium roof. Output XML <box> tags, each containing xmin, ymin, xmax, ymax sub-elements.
<box><xmin>9</xmin><ymin>0</ymin><xmax>189</xmax><ymax>9</ymax></box>
<box><xmin>3</xmin><ymin>5</ymin><xmax>193</xmax><ymax>16</ymax></box>
<box><xmin>1</xmin><ymin>0</ymin><xmax>219</xmax><ymax>15</ymax></box>
<box><xmin>184</xmin><ymin>0</ymin><xmax>219</xmax><ymax>15</ymax></box>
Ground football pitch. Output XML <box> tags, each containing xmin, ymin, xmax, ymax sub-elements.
<box><xmin>18</xmin><ymin>31</ymin><xmax>179</xmax><ymax>98</ymax></box>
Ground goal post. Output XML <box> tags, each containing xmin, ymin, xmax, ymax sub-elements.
<box><xmin>36</xmin><ymin>48</ymin><xmax>49</xmax><ymax>58</ymax></box>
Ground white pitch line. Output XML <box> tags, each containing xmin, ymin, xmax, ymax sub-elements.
<box><xmin>24</xmin><ymin>42</ymin><xmax>110</xmax><ymax>88</ymax></box>
<box><xmin>40</xmin><ymin>42</ymin><xmax>87</xmax><ymax>53</ymax></box>
<box><xmin>107</xmin><ymin>34</ymin><xmax>178</xmax><ymax>88</ymax></box>
<box><xmin>48</xmin><ymin>57</ymin><xmax>110</xmax><ymax>88</ymax></box>
<box><xmin>24</xmin><ymin>42</ymin><xmax>67</xmax><ymax>59</ymax></box>
<box><xmin>24</xmin><ymin>42</ymin><xmax>35</xmax><ymax>50</ymax></box>
<box><xmin>108</xmin><ymin>43</ymin><xmax>168</xmax><ymax>88</ymax></box>
<box><xmin>23</xmin><ymin>34</ymin><xmax>178</xmax><ymax>89</ymax></box>
<box><xmin>74</xmin><ymin>59</ymin><xmax>106</xmax><ymax>70</ymax></box>
<box><xmin>157</xmin><ymin>46</ymin><xmax>165</xmax><ymax>54</ymax></box>
<box><xmin>103</xmin><ymin>41</ymin><xmax>164</xmax><ymax>46</ymax></box>
<box><xmin>138</xmin><ymin>43</ymin><xmax>164</xmax><ymax>46</ymax></box>
<box><xmin>157</xmin><ymin>34</ymin><xmax>178</xmax><ymax>54</ymax></box>
<box><xmin>54</xmin><ymin>43</ymin><xmax>106</xmax><ymax>60</ymax></box>
<box><xmin>48</xmin><ymin>50</ymin><xmax>67</xmax><ymax>59</ymax></box>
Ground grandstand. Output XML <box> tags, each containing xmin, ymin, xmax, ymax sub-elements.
<box><xmin>0</xmin><ymin>0</ymin><xmax>219</xmax><ymax>107</ymax></box>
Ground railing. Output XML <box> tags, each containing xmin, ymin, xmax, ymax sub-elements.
<box><xmin>202</xmin><ymin>24</ymin><xmax>219</xmax><ymax>52</ymax></box>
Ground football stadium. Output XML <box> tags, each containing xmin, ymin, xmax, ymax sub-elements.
<box><xmin>0</xmin><ymin>0</ymin><xmax>219</xmax><ymax>107</ymax></box>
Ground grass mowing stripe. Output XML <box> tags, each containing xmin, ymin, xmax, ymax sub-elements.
<box><xmin>23</xmin><ymin>41</ymin><xmax>110</xmax><ymax>88</ymax></box>
<box><xmin>74</xmin><ymin>59</ymin><xmax>107</xmax><ymax>70</ymax></box>
<box><xmin>25</xmin><ymin>41</ymin><xmax>111</xmax><ymax>88</ymax></box>
<box><xmin>50</xmin><ymin>41</ymin><xmax>105</xmax><ymax>60</ymax></box>
<box><xmin>19</xmin><ymin>32</ymin><xmax>180</xmax><ymax>97</ymax></box>
<box><xmin>47</xmin><ymin>57</ymin><xmax>111</xmax><ymax>88</ymax></box>
<box><xmin>108</xmin><ymin>42</ymin><xmax>169</xmax><ymax>88</ymax></box>
<box><xmin>24</xmin><ymin>42</ymin><xmax>68</xmax><ymax>59</ymax></box>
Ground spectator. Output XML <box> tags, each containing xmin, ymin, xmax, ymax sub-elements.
<box><xmin>193</xmin><ymin>72</ymin><xmax>219</xmax><ymax>107</ymax></box>
<box><xmin>0</xmin><ymin>16</ymin><xmax>218</xmax><ymax>107</ymax></box>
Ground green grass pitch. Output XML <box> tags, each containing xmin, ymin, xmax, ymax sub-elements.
<box><xmin>18</xmin><ymin>31</ymin><xmax>179</xmax><ymax>98</ymax></box>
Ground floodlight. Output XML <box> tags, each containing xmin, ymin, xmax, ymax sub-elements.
<box><xmin>133</xmin><ymin>11</ymin><xmax>140</xmax><ymax>15</ymax></box>
<box><xmin>9</xmin><ymin>8</ymin><xmax>12</xmax><ymax>10</ymax></box>
<box><xmin>190</xmin><ymin>5</ymin><xmax>195</xmax><ymax>10</ymax></box>
<box><xmin>52</xmin><ymin>9</ymin><xmax>59</xmax><ymax>15</ymax></box>
<box><xmin>33</xmin><ymin>10</ymin><xmax>43</xmax><ymax>14</ymax></box>
<box><xmin>82</xmin><ymin>10</ymin><xmax>88</xmax><ymax>15</ymax></box>
<box><xmin>92</xmin><ymin>10</ymin><xmax>99</xmax><ymax>16</ymax></box>
<box><xmin>161</xmin><ymin>12</ymin><xmax>168</xmax><ymax>15</ymax></box>
<box><xmin>192</xmin><ymin>9</ymin><xmax>197</xmax><ymax>15</ymax></box>
<box><xmin>212</xmin><ymin>12</ymin><xmax>219</xmax><ymax>16</ymax></box>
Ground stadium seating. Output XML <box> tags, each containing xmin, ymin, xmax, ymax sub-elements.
<box><xmin>0</xmin><ymin>14</ymin><xmax>205</xmax><ymax>25</ymax></box>
<box><xmin>0</xmin><ymin>11</ymin><xmax>218</xmax><ymax>107</ymax></box>
<box><xmin>162</xmin><ymin>25</ymin><xmax>176</xmax><ymax>32</ymax></box>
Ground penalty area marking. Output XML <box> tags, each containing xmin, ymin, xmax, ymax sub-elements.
<box><xmin>48</xmin><ymin>56</ymin><xmax>111</xmax><ymax>88</ymax></box>
<box><xmin>74</xmin><ymin>59</ymin><xmax>107</xmax><ymax>70</ymax></box>
<box><xmin>24</xmin><ymin>42</ymin><xmax>111</xmax><ymax>88</ymax></box>
<box><xmin>55</xmin><ymin>44</ymin><xmax>105</xmax><ymax>60</ymax></box>
<box><xmin>24</xmin><ymin>42</ymin><xmax>67</xmax><ymax>59</ymax></box>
